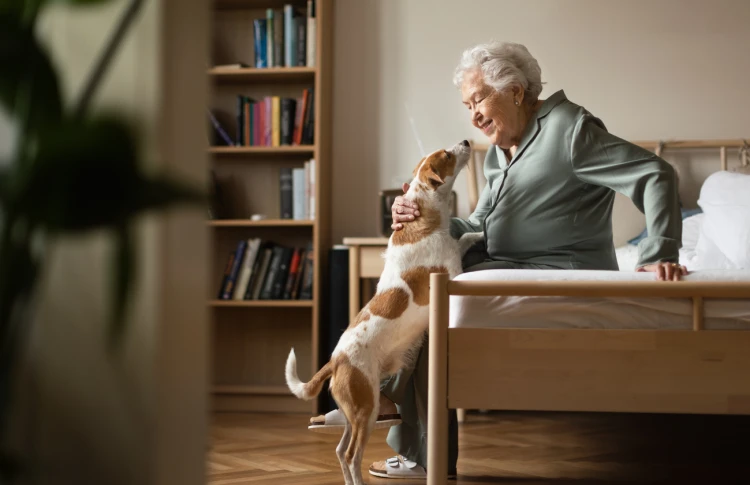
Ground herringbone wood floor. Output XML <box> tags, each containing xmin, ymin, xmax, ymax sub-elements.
<box><xmin>208</xmin><ymin>411</ymin><xmax>750</xmax><ymax>484</ymax></box>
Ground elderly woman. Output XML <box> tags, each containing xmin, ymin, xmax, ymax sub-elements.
<box><xmin>314</xmin><ymin>41</ymin><xmax>686</xmax><ymax>479</ymax></box>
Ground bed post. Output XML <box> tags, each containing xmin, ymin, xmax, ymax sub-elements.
<box><xmin>428</xmin><ymin>272</ymin><xmax>450</xmax><ymax>485</ymax></box>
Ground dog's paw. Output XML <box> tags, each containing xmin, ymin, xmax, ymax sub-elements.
<box><xmin>458</xmin><ymin>232</ymin><xmax>484</xmax><ymax>255</ymax></box>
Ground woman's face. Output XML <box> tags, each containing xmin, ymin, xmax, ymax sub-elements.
<box><xmin>461</xmin><ymin>69</ymin><xmax>524</xmax><ymax>149</ymax></box>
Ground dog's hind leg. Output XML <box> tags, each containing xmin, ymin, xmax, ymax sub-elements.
<box><xmin>346</xmin><ymin>409</ymin><xmax>376</xmax><ymax>485</ymax></box>
<box><xmin>336</xmin><ymin>421</ymin><xmax>354</xmax><ymax>485</ymax></box>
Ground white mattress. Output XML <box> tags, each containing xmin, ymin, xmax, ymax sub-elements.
<box><xmin>449</xmin><ymin>269</ymin><xmax>750</xmax><ymax>330</ymax></box>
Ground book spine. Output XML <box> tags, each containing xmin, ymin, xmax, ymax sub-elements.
<box><xmin>271</xmin><ymin>248</ymin><xmax>294</xmax><ymax>299</ymax></box>
<box><xmin>306</xmin><ymin>0</ymin><xmax>316</xmax><ymax>67</ymax></box>
<box><xmin>233</xmin><ymin>238</ymin><xmax>259</xmax><ymax>300</ymax></box>
<box><xmin>284</xmin><ymin>5</ymin><xmax>296</xmax><ymax>67</ymax></box>
<box><xmin>308</xmin><ymin>158</ymin><xmax>316</xmax><ymax>220</ymax></box>
<box><xmin>221</xmin><ymin>239</ymin><xmax>247</xmax><ymax>300</ymax></box>
<box><xmin>254</xmin><ymin>102</ymin><xmax>262</xmax><ymax>147</ymax></box>
<box><xmin>292</xmin><ymin>168</ymin><xmax>306</xmax><ymax>220</ymax></box>
<box><xmin>253</xmin><ymin>19</ymin><xmax>267</xmax><ymax>68</ymax></box>
<box><xmin>236</xmin><ymin>95</ymin><xmax>244</xmax><ymax>146</ymax></box>
<box><xmin>208</xmin><ymin>110</ymin><xmax>234</xmax><ymax>146</ymax></box>
<box><xmin>265</xmin><ymin>97</ymin><xmax>273</xmax><ymax>146</ymax></box>
<box><xmin>244</xmin><ymin>98</ymin><xmax>250</xmax><ymax>146</ymax></box>
<box><xmin>244</xmin><ymin>244</ymin><xmax>267</xmax><ymax>299</ymax></box>
<box><xmin>299</xmin><ymin>243</ymin><xmax>314</xmax><ymax>299</ymax></box>
<box><xmin>272</xmin><ymin>96</ymin><xmax>281</xmax><ymax>147</ymax></box>
<box><xmin>303</xmin><ymin>160</ymin><xmax>310</xmax><ymax>220</ymax></box>
<box><xmin>217</xmin><ymin>251</ymin><xmax>235</xmax><ymax>299</ymax></box>
<box><xmin>282</xmin><ymin>248</ymin><xmax>302</xmax><ymax>299</ymax></box>
<box><xmin>302</xmin><ymin>89</ymin><xmax>314</xmax><ymax>145</ymax></box>
<box><xmin>279</xmin><ymin>167</ymin><xmax>293</xmax><ymax>219</ymax></box>
<box><xmin>274</xmin><ymin>8</ymin><xmax>284</xmax><ymax>67</ymax></box>
<box><xmin>259</xmin><ymin>246</ymin><xmax>284</xmax><ymax>299</ymax></box>
<box><xmin>294</xmin><ymin>89</ymin><xmax>309</xmax><ymax>145</ymax></box>
<box><xmin>266</xmin><ymin>9</ymin><xmax>274</xmax><ymax>67</ymax></box>
<box><xmin>295</xmin><ymin>15</ymin><xmax>306</xmax><ymax>67</ymax></box>
<box><xmin>280</xmin><ymin>98</ymin><xmax>296</xmax><ymax>145</ymax></box>
<box><xmin>250</xmin><ymin>248</ymin><xmax>273</xmax><ymax>300</ymax></box>
<box><xmin>290</xmin><ymin>249</ymin><xmax>306</xmax><ymax>299</ymax></box>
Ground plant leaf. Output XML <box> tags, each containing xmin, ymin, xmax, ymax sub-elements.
<box><xmin>108</xmin><ymin>223</ymin><xmax>133</xmax><ymax>350</ymax></box>
<box><xmin>130</xmin><ymin>177</ymin><xmax>206</xmax><ymax>214</ymax></box>
<box><xmin>0</xmin><ymin>12</ymin><xmax>63</xmax><ymax>136</ymax></box>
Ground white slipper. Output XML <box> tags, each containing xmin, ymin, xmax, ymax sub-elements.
<box><xmin>368</xmin><ymin>455</ymin><xmax>427</xmax><ymax>479</ymax></box>
<box><xmin>307</xmin><ymin>408</ymin><xmax>402</xmax><ymax>434</ymax></box>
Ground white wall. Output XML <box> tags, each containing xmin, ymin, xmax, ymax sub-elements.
<box><xmin>331</xmin><ymin>0</ymin><xmax>750</xmax><ymax>245</ymax></box>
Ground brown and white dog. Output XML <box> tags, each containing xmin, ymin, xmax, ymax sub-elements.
<box><xmin>285</xmin><ymin>140</ymin><xmax>481</xmax><ymax>485</ymax></box>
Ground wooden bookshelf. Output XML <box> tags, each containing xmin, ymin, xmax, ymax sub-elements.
<box><xmin>208</xmin><ymin>0</ymin><xmax>332</xmax><ymax>414</ymax></box>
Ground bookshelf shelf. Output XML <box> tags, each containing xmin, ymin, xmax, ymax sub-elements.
<box><xmin>209</xmin><ymin>299</ymin><xmax>313</xmax><ymax>308</ymax></box>
<box><xmin>208</xmin><ymin>66</ymin><xmax>316</xmax><ymax>82</ymax></box>
<box><xmin>212</xmin><ymin>385</ymin><xmax>291</xmax><ymax>395</ymax></box>
<box><xmin>207</xmin><ymin>219</ymin><xmax>314</xmax><ymax>227</ymax></box>
<box><xmin>209</xmin><ymin>145</ymin><xmax>315</xmax><ymax>155</ymax></box>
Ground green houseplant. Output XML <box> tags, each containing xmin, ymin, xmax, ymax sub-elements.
<box><xmin>0</xmin><ymin>0</ymin><xmax>204</xmax><ymax>478</ymax></box>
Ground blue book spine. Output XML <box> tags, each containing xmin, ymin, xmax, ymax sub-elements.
<box><xmin>207</xmin><ymin>110</ymin><xmax>234</xmax><ymax>146</ymax></box>
<box><xmin>284</xmin><ymin>5</ymin><xmax>296</xmax><ymax>67</ymax></box>
<box><xmin>221</xmin><ymin>239</ymin><xmax>248</xmax><ymax>299</ymax></box>
<box><xmin>253</xmin><ymin>19</ymin><xmax>267</xmax><ymax>68</ymax></box>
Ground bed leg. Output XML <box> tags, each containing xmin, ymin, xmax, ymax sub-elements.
<box><xmin>428</xmin><ymin>272</ymin><xmax>450</xmax><ymax>485</ymax></box>
<box><xmin>457</xmin><ymin>408</ymin><xmax>466</xmax><ymax>424</ymax></box>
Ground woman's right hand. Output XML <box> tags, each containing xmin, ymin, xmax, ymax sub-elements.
<box><xmin>391</xmin><ymin>182</ymin><xmax>420</xmax><ymax>231</ymax></box>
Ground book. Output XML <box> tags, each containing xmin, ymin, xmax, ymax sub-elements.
<box><xmin>273</xmin><ymin>8</ymin><xmax>284</xmax><ymax>67</ymax></box>
<box><xmin>294</xmin><ymin>89</ymin><xmax>310</xmax><ymax>145</ymax></box>
<box><xmin>253</xmin><ymin>101</ymin><xmax>262</xmax><ymax>146</ymax></box>
<box><xmin>259</xmin><ymin>246</ymin><xmax>285</xmax><ymax>299</ymax></box>
<box><xmin>249</xmin><ymin>247</ymin><xmax>273</xmax><ymax>300</ymax></box>
<box><xmin>308</xmin><ymin>158</ymin><xmax>316</xmax><ymax>220</ymax></box>
<box><xmin>217</xmin><ymin>250</ymin><xmax>236</xmax><ymax>298</ymax></box>
<box><xmin>243</xmin><ymin>97</ymin><xmax>251</xmax><ymax>146</ymax></box>
<box><xmin>212</xmin><ymin>63</ymin><xmax>248</xmax><ymax>69</ymax></box>
<box><xmin>282</xmin><ymin>248</ymin><xmax>303</xmax><ymax>299</ymax></box>
<box><xmin>207</xmin><ymin>110</ymin><xmax>234</xmax><ymax>146</ymax></box>
<box><xmin>292</xmin><ymin>167</ymin><xmax>306</xmax><ymax>220</ymax></box>
<box><xmin>283</xmin><ymin>4</ymin><xmax>297</xmax><ymax>67</ymax></box>
<box><xmin>244</xmin><ymin>243</ymin><xmax>270</xmax><ymax>300</ymax></box>
<box><xmin>306</xmin><ymin>0</ymin><xmax>316</xmax><ymax>68</ymax></box>
<box><xmin>253</xmin><ymin>19</ymin><xmax>268</xmax><ymax>68</ymax></box>
<box><xmin>298</xmin><ymin>242</ymin><xmax>314</xmax><ymax>299</ymax></box>
<box><xmin>279</xmin><ymin>167</ymin><xmax>293</xmax><ymax>219</ymax></box>
<box><xmin>295</xmin><ymin>14</ymin><xmax>306</xmax><ymax>67</ymax></box>
<box><xmin>271</xmin><ymin>247</ymin><xmax>295</xmax><ymax>299</ymax></box>
<box><xmin>304</xmin><ymin>160</ymin><xmax>310</xmax><ymax>219</ymax></box>
<box><xmin>290</xmin><ymin>248</ymin><xmax>307</xmax><ymax>299</ymax></box>
<box><xmin>265</xmin><ymin>9</ymin><xmax>274</xmax><ymax>67</ymax></box>
<box><xmin>221</xmin><ymin>239</ymin><xmax>248</xmax><ymax>300</ymax></box>
<box><xmin>234</xmin><ymin>238</ymin><xmax>261</xmax><ymax>300</ymax></box>
<box><xmin>264</xmin><ymin>97</ymin><xmax>272</xmax><ymax>146</ymax></box>
<box><xmin>302</xmin><ymin>89</ymin><xmax>315</xmax><ymax>145</ymax></box>
<box><xmin>236</xmin><ymin>95</ymin><xmax>244</xmax><ymax>146</ymax></box>
<box><xmin>272</xmin><ymin>96</ymin><xmax>281</xmax><ymax>147</ymax></box>
<box><xmin>280</xmin><ymin>97</ymin><xmax>296</xmax><ymax>145</ymax></box>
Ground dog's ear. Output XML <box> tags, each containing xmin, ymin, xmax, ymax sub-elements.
<box><xmin>425</xmin><ymin>165</ymin><xmax>445</xmax><ymax>188</ymax></box>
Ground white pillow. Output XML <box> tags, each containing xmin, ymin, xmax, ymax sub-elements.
<box><xmin>679</xmin><ymin>213</ymin><xmax>703</xmax><ymax>268</ymax></box>
<box><xmin>696</xmin><ymin>171</ymin><xmax>750</xmax><ymax>269</ymax></box>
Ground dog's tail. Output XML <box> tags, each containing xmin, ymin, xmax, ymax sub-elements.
<box><xmin>285</xmin><ymin>348</ymin><xmax>333</xmax><ymax>400</ymax></box>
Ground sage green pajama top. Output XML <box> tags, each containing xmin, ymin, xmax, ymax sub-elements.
<box><xmin>450</xmin><ymin>90</ymin><xmax>682</xmax><ymax>270</ymax></box>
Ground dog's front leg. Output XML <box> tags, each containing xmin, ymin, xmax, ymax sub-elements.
<box><xmin>458</xmin><ymin>231</ymin><xmax>484</xmax><ymax>256</ymax></box>
<box><xmin>337</xmin><ymin>422</ymin><xmax>355</xmax><ymax>485</ymax></box>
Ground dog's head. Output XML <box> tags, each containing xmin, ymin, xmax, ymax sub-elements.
<box><xmin>411</xmin><ymin>140</ymin><xmax>471</xmax><ymax>196</ymax></box>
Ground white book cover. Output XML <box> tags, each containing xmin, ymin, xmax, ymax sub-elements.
<box><xmin>304</xmin><ymin>160</ymin><xmax>310</xmax><ymax>219</ymax></box>
<box><xmin>308</xmin><ymin>158</ymin><xmax>316</xmax><ymax>220</ymax></box>
<box><xmin>292</xmin><ymin>168</ymin><xmax>306</xmax><ymax>220</ymax></box>
<box><xmin>233</xmin><ymin>238</ymin><xmax>261</xmax><ymax>300</ymax></box>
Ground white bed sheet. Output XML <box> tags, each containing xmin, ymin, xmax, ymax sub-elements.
<box><xmin>449</xmin><ymin>269</ymin><xmax>750</xmax><ymax>330</ymax></box>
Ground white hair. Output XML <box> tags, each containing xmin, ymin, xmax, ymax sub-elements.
<box><xmin>453</xmin><ymin>41</ymin><xmax>544</xmax><ymax>104</ymax></box>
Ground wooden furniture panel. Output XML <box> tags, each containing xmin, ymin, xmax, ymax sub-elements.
<box><xmin>209</xmin><ymin>0</ymin><xmax>333</xmax><ymax>414</ymax></box>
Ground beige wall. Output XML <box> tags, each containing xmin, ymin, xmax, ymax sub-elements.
<box><xmin>331</xmin><ymin>0</ymin><xmax>750</xmax><ymax>245</ymax></box>
<box><xmin>4</xmin><ymin>1</ymin><xmax>209</xmax><ymax>484</ymax></box>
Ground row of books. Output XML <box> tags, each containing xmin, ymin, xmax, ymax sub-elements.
<box><xmin>253</xmin><ymin>2</ymin><xmax>316</xmax><ymax>69</ymax></box>
<box><xmin>218</xmin><ymin>239</ymin><xmax>314</xmax><ymax>301</ymax></box>
<box><xmin>280</xmin><ymin>161</ymin><xmax>316</xmax><ymax>220</ymax></box>
<box><xmin>207</xmin><ymin>89</ymin><xmax>314</xmax><ymax>147</ymax></box>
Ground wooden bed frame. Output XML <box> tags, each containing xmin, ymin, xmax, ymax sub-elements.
<box><xmin>426</xmin><ymin>138</ymin><xmax>750</xmax><ymax>485</ymax></box>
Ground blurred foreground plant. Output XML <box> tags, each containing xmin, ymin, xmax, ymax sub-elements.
<box><xmin>0</xmin><ymin>0</ymin><xmax>204</xmax><ymax>479</ymax></box>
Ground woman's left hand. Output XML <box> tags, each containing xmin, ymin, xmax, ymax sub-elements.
<box><xmin>636</xmin><ymin>262</ymin><xmax>688</xmax><ymax>281</ymax></box>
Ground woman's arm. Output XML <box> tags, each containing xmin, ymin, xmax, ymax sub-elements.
<box><xmin>450</xmin><ymin>181</ymin><xmax>492</xmax><ymax>239</ymax></box>
<box><xmin>570</xmin><ymin>113</ymin><xmax>682</xmax><ymax>271</ymax></box>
